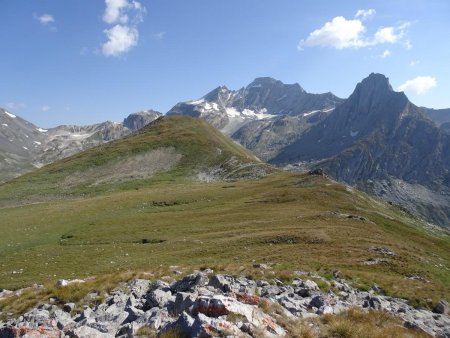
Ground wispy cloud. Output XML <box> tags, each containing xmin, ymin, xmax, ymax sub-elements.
<box><xmin>298</xmin><ymin>10</ymin><xmax>410</xmax><ymax>50</ymax></box>
<box><xmin>153</xmin><ymin>32</ymin><xmax>166</xmax><ymax>40</ymax></box>
<box><xmin>41</xmin><ymin>105</ymin><xmax>51</xmax><ymax>112</ymax></box>
<box><xmin>101</xmin><ymin>0</ymin><xmax>146</xmax><ymax>57</ymax></box>
<box><xmin>410</xmin><ymin>60</ymin><xmax>420</xmax><ymax>67</ymax></box>
<box><xmin>5</xmin><ymin>102</ymin><xmax>26</xmax><ymax>111</ymax></box>
<box><xmin>34</xmin><ymin>13</ymin><xmax>56</xmax><ymax>31</ymax></box>
<box><xmin>355</xmin><ymin>9</ymin><xmax>376</xmax><ymax>20</ymax></box>
<box><xmin>398</xmin><ymin>76</ymin><xmax>437</xmax><ymax>95</ymax></box>
<box><xmin>36</xmin><ymin>13</ymin><xmax>54</xmax><ymax>25</ymax></box>
<box><xmin>380</xmin><ymin>49</ymin><xmax>391</xmax><ymax>58</ymax></box>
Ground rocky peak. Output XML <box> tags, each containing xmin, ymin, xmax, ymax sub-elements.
<box><xmin>344</xmin><ymin>73</ymin><xmax>408</xmax><ymax>120</ymax></box>
<box><xmin>202</xmin><ymin>86</ymin><xmax>232</xmax><ymax>104</ymax></box>
<box><xmin>247</xmin><ymin>77</ymin><xmax>305</xmax><ymax>93</ymax></box>
<box><xmin>360</xmin><ymin>73</ymin><xmax>393</xmax><ymax>92</ymax></box>
<box><xmin>123</xmin><ymin>110</ymin><xmax>162</xmax><ymax>131</ymax></box>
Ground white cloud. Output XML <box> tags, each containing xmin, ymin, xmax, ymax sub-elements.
<box><xmin>398</xmin><ymin>76</ymin><xmax>437</xmax><ymax>95</ymax></box>
<box><xmin>41</xmin><ymin>105</ymin><xmax>51</xmax><ymax>112</ymax></box>
<box><xmin>101</xmin><ymin>0</ymin><xmax>145</xmax><ymax>57</ymax></box>
<box><xmin>5</xmin><ymin>102</ymin><xmax>26</xmax><ymax>111</ymax></box>
<box><xmin>103</xmin><ymin>0</ymin><xmax>129</xmax><ymax>23</ymax></box>
<box><xmin>404</xmin><ymin>39</ymin><xmax>413</xmax><ymax>49</ymax></box>
<box><xmin>102</xmin><ymin>25</ymin><xmax>139</xmax><ymax>56</ymax></box>
<box><xmin>153</xmin><ymin>32</ymin><xmax>166</xmax><ymax>40</ymax></box>
<box><xmin>36</xmin><ymin>13</ymin><xmax>55</xmax><ymax>25</ymax></box>
<box><xmin>410</xmin><ymin>60</ymin><xmax>419</xmax><ymax>67</ymax></box>
<box><xmin>299</xmin><ymin>10</ymin><xmax>411</xmax><ymax>50</ymax></box>
<box><xmin>299</xmin><ymin>16</ymin><xmax>367</xmax><ymax>50</ymax></box>
<box><xmin>381</xmin><ymin>49</ymin><xmax>391</xmax><ymax>58</ymax></box>
<box><xmin>355</xmin><ymin>9</ymin><xmax>376</xmax><ymax>20</ymax></box>
<box><xmin>103</xmin><ymin>0</ymin><xmax>144</xmax><ymax>24</ymax></box>
<box><xmin>374</xmin><ymin>23</ymin><xmax>409</xmax><ymax>44</ymax></box>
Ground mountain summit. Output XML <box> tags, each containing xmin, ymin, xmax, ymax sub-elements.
<box><xmin>167</xmin><ymin>77</ymin><xmax>343</xmax><ymax>134</ymax></box>
<box><xmin>167</xmin><ymin>77</ymin><xmax>343</xmax><ymax>159</ymax></box>
<box><xmin>273</xmin><ymin>73</ymin><xmax>450</xmax><ymax>227</ymax></box>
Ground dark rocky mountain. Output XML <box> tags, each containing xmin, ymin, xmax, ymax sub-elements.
<box><xmin>273</xmin><ymin>73</ymin><xmax>450</xmax><ymax>227</ymax></box>
<box><xmin>0</xmin><ymin>109</ymin><xmax>161</xmax><ymax>182</ymax></box>
<box><xmin>422</xmin><ymin>107</ymin><xmax>450</xmax><ymax>126</ymax></box>
<box><xmin>441</xmin><ymin>122</ymin><xmax>450</xmax><ymax>134</ymax></box>
<box><xmin>167</xmin><ymin>77</ymin><xmax>342</xmax><ymax>159</ymax></box>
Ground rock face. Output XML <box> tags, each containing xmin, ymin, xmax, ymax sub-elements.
<box><xmin>0</xmin><ymin>110</ymin><xmax>162</xmax><ymax>182</ymax></box>
<box><xmin>423</xmin><ymin>107</ymin><xmax>450</xmax><ymax>126</ymax></box>
<box><xmin>0</xmin><ymin>109</ymin><xmax>46</xmax><ymax>183</ymax></box>
<box><xmin>1</xmin><ymin>272</ymin><xmax>449</xmax><ymax>337</ymax></box>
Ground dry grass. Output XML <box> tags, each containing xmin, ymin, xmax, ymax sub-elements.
<box><xmin>257</xmin><ymin>307</ymin><xmax>432</xmax><ymax>338</ymax></box>
<box><xmin>318</xmin><ymin>307</ymin><xmax>432</xmax><ymax>338</ymax></box>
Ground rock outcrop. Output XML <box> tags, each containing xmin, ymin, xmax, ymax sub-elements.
<box><xmin>1</xmin><ymin>271</ymin><xmax>449</xmax><ymax>337</ymax></box>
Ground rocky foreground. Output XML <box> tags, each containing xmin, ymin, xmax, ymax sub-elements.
<box><xmin>1</xmin><ymin>270</ymin><xmax>449</xmax><ymax>337</ymax></box>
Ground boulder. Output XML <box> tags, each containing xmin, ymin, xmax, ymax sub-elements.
<box><xmin>173</xmin><ymin>292</ymin><xmax>197</xmax><ymax>315</ymax></box>
<box><xmin>208</xmin><ymin>274</ymin><xmax>256</xmax><ymax>294</ymax></box>
<box><xmin>63</xmin><ymin>303</ymin><xmax>76</xmax><ymax>313</ymax></box>
<box><xmin>309</xmin><ymin>295</ymin><xmax>325</xmax><ymax>309</ymax></box>
<box><xmin>146</xmin><ymin>289</ymin><xmax>174</xmax><ymax>309</ymax></box>
<box><xmin>170</xmin><ymin>272</ymin><xmax>209</xmax><ymax>293</ymax></box>
<box><xmin>128</xmin><ymin>279</ymin><xmax>151</xmax><ymax>298</ymax></box>
<box><xmin>72</xmin><ymin>325</ymin><xmax>114</xmax><ymax>338</ymax></box>
<box><xmin>433</xmin><ymin>300</ymin><xmax>449</xmax><ymax>314</ymax></box>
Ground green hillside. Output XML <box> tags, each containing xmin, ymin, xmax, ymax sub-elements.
<box><xmin>0</xmin><ymin>116</ymin><xmax>269</xmax><ymax>206</ymax></box>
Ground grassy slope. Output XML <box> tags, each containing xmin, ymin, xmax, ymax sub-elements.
<box><xmin>0</xmin><ymin>172</ymin><xmax>449</xmax><ymax>305</ymax></box>
<box><xmin>0</xmin><ymin>116</ymin><xmax>264</xmax><ymax>206</ymax></box>
<box><xmin>0</xmin><ymin>116</ymin><xmax>448</xmax><ymax>312</ymax></box>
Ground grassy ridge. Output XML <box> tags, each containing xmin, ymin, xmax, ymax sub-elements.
<box><xmin>0</xmin><ymin>116</ymin><xmax>265</xmax><ymax>205</ymax></box>
<box><xmin>0</xmin><ymin>171</ymin><xmax>449</xmax><ymax>306</ymax></box>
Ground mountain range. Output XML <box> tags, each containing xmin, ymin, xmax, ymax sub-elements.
<box><xmin>1</xmin><ymin>73</ymin><xmax>449</xmax><ymax>227</ymax></box>
<box><xmin>0</xmin><ymin>109</ymin><xmax>161</xmax><ymax>182</ymax></box>
<box><xmin>167</xmin><ymin>73</ymin><xmax>450</xmax><ymax>227</ymax></box>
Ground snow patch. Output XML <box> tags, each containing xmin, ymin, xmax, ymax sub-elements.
<box><xmin>4</xmin><ymin>111</ymin><xmax>16</xmax><ymax>118</ymax></box>
<box><xmin>37</xmin><ymin>128</ymin><xmax>48</xmax><ymax>133</ymax></box>
<box><xmin>322</xmin><ymin>107</ymin><xmax>335</xmax><ymax>113</ymax></box>
<box><xmin>303</xmin><ymin>110</ymin><xmax>319</xmax><ymax>117</ymax></box>
<box><xmin>1</xmin><ymin>123</ymin><xmax>8</xmax><ymax>127</ymax></box>
<box><xmin>226</xmin><ymin>107</ymin><xmax>241</xmax><ymax>118</ymax></box>
<box><xmin>350</xmin><ymin>130</ymin><xmax>359</xmax><ymax>137</ymax></box>
<box><xmin>71</xmin><ymin>134</ymin><xmax>92</xmax><ymax>139</ymax></box>
<box><xmin>188</xmin><ymin>99</ymin><xmax>205</xmax><ymax>105</ymax></box>
<box><xmin>226</xmin><ymin>107</ymin><xmax>276</xmax><ymax>120</ymax></box>
<box><xmin>23</xmin><ymin>146</ymin><xmax>28</xmax><ymax>150</ymax></box>
<box><xmin>34</xmin><ymin>141</ymin><xmax>41</xmax><ymax>145</ymax></box>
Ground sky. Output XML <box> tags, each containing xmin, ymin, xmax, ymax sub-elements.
<box><xmin>1</xmin><ymin>0</ymin><xmax>449</xmax><ymax>127</ymax></box>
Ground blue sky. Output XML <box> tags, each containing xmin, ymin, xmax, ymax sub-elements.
<box><xmin>1</xmin><ymin>0</ymin><xmax>449</xmax><ymax>127</ymax></box>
